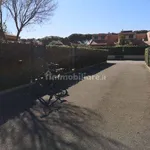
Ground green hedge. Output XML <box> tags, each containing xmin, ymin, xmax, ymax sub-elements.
<box><xmin>73</xmin><ymin>47</ymin><xmax>108</xmax><ymax>69</ymax></box>
<box><xmin>46</xmin><ymin>45</ymin><xmax>71</xmax><ymax>49</ymax></box>
<box><xmin>92</xmin><ymin>46</ymin><xmax>148</xmax><ymax>55</ymax></box>
<box><xmin>46</xmin><ymin>45</ymin><xmax>108</xmax><ymax>69</ymax></box>
<box><xmin>0</xmin><ymin>44</ymin><xmax>108</xmax><ymax>91</ymax></box>
<box><xmin>47</xmin><ymin>45</ymin><xmax>108</xmax><ymax>51</ymax></box>
<box><xmin>145</xmin><ymin>47</ymin><xmax>150</xmax><ymax>66</ymax></box>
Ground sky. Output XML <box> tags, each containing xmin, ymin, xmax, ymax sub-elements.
<box><xmin>3</xmin><ymin>0</ymin><xmax>150</xmax><ymax>39</ymax></box>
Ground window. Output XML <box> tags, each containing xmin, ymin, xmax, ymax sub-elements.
<box><xmin>101</xmin><ymin>35</ymin><xmax>105</xmax><ymax>40</ymax></box>
<box><xmin>93</xmin><ymin>35</ymin><xmax>98</xmax><ymax>40</ymax></box>
<box><xmin>129</xmin><ymin>34</ymin><xmax>134</xmax><ymax>39</ymax></box>
<box><xmin>125</xmin><ymin>35</ymin><xmax>129</xmax><ymax>39</ymax></box>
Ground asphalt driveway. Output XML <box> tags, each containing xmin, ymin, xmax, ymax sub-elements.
<box><xmin>0</xmin><ymin>61</ymin><xmax>150</xmax><ymax>150</ymax></box>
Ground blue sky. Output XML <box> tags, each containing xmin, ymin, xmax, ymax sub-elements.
<box><xmin>4</xmin><ymin>0</ymin><xmax>150</xmax><ymax>39</ymax></box>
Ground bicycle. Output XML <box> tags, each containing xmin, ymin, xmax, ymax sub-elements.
<box><xmin>32</xmin><ymin>60</ymin><xmax>69</xmax><ymax>117</ymax></box>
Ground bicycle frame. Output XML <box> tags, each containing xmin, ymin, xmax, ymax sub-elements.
<box><xmin>31</xmin><ymin>60</ymin><xmax>68</xmax><ymax>117</ymax></box>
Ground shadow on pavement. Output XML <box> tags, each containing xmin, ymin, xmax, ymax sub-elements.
<box><xmin>57</xmin><ymin>62</ymin><xmax>116</xmax><ymax>90</ymax></box>
<box><xmin>0</xmin><ymin>62</ymin><xmax>115</xmax><ymax>126</ymax></box>
<box><xmin>0</xmin><ymin>103</ymin><xmax>130</xmax><ymax>150</ymax></box>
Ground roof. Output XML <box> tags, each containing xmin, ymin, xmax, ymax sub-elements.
<box><xmin>134</xmin><ymin>30</ymin><xmax>148</xmax><ymax>34</ymax></box>
<box><xmin>121</xmin><ymin>30</ymin><xmax>133</xmax><ymax>33</ymax></box>
<box><xmin>90</xmin><ymin>40</ymin><xmax>107</xmax><ymax>46</ymax></box>
<box><xmin>110</xmin><ymin>33</ymin><xmax>118</xmax><ymax>35</ymax></box>
<box><xmin>0</xmin><ymin>31</ymin><xmax>17</xmax><ymax>40</ymax></box>
<box><xmin>5</xmin><ymin>33</ymin><xmax>16</xmax><ymax>37</ymax></box>
<box><xmin>98</xmin><ymin>33</ymin><xmax>108</xmax><ymax>35</ymax></box>
<box><xmin>4</xmin><ymin>33</ymin><xmax>17</xmax><ymax>40</ymax></box>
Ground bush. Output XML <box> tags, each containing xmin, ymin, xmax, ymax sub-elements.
<box><xmin>0</xmin><ymin>44</ymin><xmax>108</xmax><ymax>91</ymax></box>
<box><xmin>77</xmin><ymin>46</ymin><xmax>108</xmax><ymax>51</ymax></box>
<box><xmin>46</xmin><ymin>46</ymin><xmax>108</xmax><ymax>69</ymax></box>
<box><xmin>46</xmin><ymin>45</ymin><xmax>71</xmax><ymax>50</ymax></box>
<box><xmin>92</xmin><ymin>46</ymin><xmax>147</xmax><ymax>55</ymax></box>
<box><xmin>47</xmin><ymin>40</ymin><xmax>64</xmax><ymax>46</ymax></box>
<box><xmin>110</xmin><ymin>47</ymin><xmax>146</xmax><ymax>55</ymax></box>
<box><xmin>145</xmin><ymin>47</ymin><xmax>150</xmax><ymax>66</ymax></box>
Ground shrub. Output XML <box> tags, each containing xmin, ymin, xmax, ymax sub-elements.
<box><xmin>145</xmin><ymin>47</ymin><xmax>150</xmax><ymax>66</ymax></box>
<box><xmin>92</xmin><ymin>46</ymin><xmax>147</xmax><ymax>55</ymax></box>
<box><xmin>47</xmin><ymin>40</ymin><xmax>64</xmax><ymax>46</ymax></box>
<box><xmin>0</xmin><ymin>44</ymin><xmax>108</xmax><ymax>91</ymax></box>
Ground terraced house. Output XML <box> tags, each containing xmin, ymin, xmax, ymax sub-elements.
<box><xmin>90</xmin><ymin>30</ymin><xmax>149</xmax><ymax>46</ymax></box>
<box><xmin>90</xmin><ymin>33</ymin><xmax>118</xmax><ymax>46</ymax></box>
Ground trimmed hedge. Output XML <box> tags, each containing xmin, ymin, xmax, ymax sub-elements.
<box><xmin>92</xmin><ymin>46</ymin><xmax>148</xmax><ymax>55</ymax></box>
<box><xmin>109</xmin><ymin>47</ymin><xmax>146</xmax><ymax>55</ymax></box>
<box><xmin>74</xmin><ymin>47</ymin><xmax>108</xmax><ymax>69</ymax></box>
<box><xmin>47</xmin><ymin>45</ymin><xmax>108</xmax><ymax>51</ymax></box>
<box><xmin>145</xmin><ymin>47</ymin><xmax>150</xmax><ymax>66</ymax></box>
<box><xmin>46</xmin><ymin>46</ymin><xmax>108</xmax><ymax>69</ymax></box>
<box><xmin>0</xmin><ymin>44</ymin><xmax>108</xmax><ymax>91</ymax></box>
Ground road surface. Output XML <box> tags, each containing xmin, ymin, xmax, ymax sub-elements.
<box><xmin>0</xmin><ymin>61</ymin><xmax>150</xmax><ymax>150</ymax></box>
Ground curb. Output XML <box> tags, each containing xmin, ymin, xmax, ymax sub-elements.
<box><xmin>0</xmin><ymin>83</ymin><xmax>34</xmax><ymax>96</ymax></box>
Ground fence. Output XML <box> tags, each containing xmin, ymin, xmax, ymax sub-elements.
<box><xmin>0</xmin><ymin>44</ymin><xmax>108</xmax><ymax>91</ymax></box>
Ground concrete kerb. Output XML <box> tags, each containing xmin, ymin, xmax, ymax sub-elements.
<box><xmin>0</xmin><ymin>61</ymin><xmax>107</xmax><ymax>95</ymax></box>
<box><xmin>0</xmin><ymin>83</ymin><xmax>34</xmax><ymax>96</ymax></box>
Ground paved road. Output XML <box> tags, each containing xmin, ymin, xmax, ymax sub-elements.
<box><xmin>0</xmin><ymin>61</ymin><xmax>150</xmax><ymax>150</ymax></box>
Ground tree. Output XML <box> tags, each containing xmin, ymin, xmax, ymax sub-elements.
<box><xmin>119</xmin><ymin>34</ymin><xmax>125</xmax><ymax>45</ymax></box>
<box><xmin>47</xmin><ymin>40</ymin><xmax>64</xmax><ymax>46</ymax></box>
<box><xmin>68</xmin><ymin>34</ymin><xmax>92</xmax><ymax>43</ymax></box>
<box><xmin>0</xmin><ymin>0</ymin><xmax>2</xmax><ymax>30</ymax></box>
<box><xmin>0</xmin><ymin>0</ymin><xmax>7</xmax><ymax>42</ymax></box>
<box><xmin>4</xmin><ymin>0</ymin><xmax>57</xmax><ymax>40</ymax></box>
<box><xmin>62</xmin><ymin>37</ymin><xmax>71</xmax><ymax>46</ymax></box>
